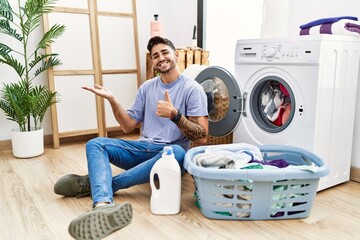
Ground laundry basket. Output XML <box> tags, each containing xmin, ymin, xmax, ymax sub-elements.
<box><xmin>184</xmin><ymin>144</ymin><xmax>329</xmax><ymax>220</ymax></box>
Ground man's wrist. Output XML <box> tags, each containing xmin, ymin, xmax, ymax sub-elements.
<box><xmin>170</xmin><ymin>109</ymin><xmax>182</xmax><ymax>122</ymax></box>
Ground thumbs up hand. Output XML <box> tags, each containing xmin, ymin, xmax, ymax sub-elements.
<box><xmin>156</xmin><ymin>90</ymin><xmax>176</xmax><ymax>118</ymax></box>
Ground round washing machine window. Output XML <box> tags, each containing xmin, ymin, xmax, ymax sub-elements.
<box><xmin>200</xmin><ymin>77</ymin><xmax>229</xmax><ymax>122</ymax></box>
<box><xmin>195</xmin><ymin>66</ymin><xmax>242</xmax><ymax>137</ymax></box>
<box><xmin>250</xmin><ymin>76</ymin><xmax>295</xmax><ymax>133</ymax></box>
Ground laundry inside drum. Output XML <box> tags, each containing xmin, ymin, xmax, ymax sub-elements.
<box><xmin>201</xmin><ymin>77</ymin><xmax>230</xmax><ymax>122</ymax></box>
<box><xmin>260</xmin><ymin>80</ymin><xmax>292</xmax><ymax>127</ymax></box>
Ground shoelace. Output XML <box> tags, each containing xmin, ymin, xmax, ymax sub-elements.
<box><xmin>76</xmin><ymin>177</ymin><xmax>91</xmax><ymax>198</ymax></box>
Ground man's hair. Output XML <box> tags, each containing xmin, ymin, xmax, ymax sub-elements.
<box><xmin>147</xmin><ymin>36</ymin><xmax>176</xmax><ymax>53</ymax></box>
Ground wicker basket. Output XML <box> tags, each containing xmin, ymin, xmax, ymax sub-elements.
<box><xmin>191</xmin><ymin>132</ymin><xmax>233</xmax><ymax>148</ymax></box>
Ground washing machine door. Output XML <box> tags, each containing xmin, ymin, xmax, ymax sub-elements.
<box><xmin>195</xmin><ymin>66</ymin><xmax>242</xmax><ymax>137</ymax></box>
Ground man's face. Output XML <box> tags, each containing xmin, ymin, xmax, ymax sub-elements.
<box><xmin>150</xmin><ymin>43</ymin><xmax>178</xmax><ymax>74</ymax></box>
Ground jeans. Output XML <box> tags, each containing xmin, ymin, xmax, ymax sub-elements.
<box><xmin>85</xmin><ymin>137</ymin><xmax>186</xmax><ymax>206</ymax></box>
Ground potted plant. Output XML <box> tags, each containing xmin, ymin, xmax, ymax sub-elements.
<box><xmin>0</xmin><ymin>0</ymin><xmax>65</xmax><ymax>158</ymax></box>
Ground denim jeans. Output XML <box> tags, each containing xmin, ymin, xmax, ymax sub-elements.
<box><xmin>85</xmin><ymin>137</ymin><xmax>186</xmax><ymax>206</ymax></box>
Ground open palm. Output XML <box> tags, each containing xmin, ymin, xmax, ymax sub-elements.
<box><xmin>82</xmin><ymin>84</ymin><xmax>114</xmax><ymax>100</ymax></box>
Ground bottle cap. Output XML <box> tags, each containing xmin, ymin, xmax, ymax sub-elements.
<box><xmin>163</xmin><ymin>146</ymin><xmax>173</xmax><ymax>155</ymax></box>
<box><xmin>154</xmin><ymin>14</ymin><xmax>159</xmax><ymax>21</ymax></box>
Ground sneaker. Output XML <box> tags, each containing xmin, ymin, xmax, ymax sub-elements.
<box><xmin>68</xmin><ymin>202</ymin><xmax>133</xmax><ymax>240</ymax></box>
<box><xmin>54</xmin><ymin>174</ymin><xmax>91</xmax><ymax>198</ymax></box>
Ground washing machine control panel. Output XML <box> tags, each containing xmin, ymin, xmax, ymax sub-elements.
<box><xmin>262</xmin><ymin>44</ymin><xmax>301</xmax><ymax>61</ymax></box>
<box><xmin>236</xmin><ymin>41</ymin><xmax>320</xmax><ymax>64</ymax></box>
<box><xmin>263</xmin><ymin>46</ymin><xmax>277</xmax><ymax>58</ymax></box>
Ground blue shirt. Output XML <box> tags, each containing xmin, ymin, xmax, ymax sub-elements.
<box><xmin>127</xmin><ymin>74</ymin><xmax>208</xmax><ymax>150</ymax></box>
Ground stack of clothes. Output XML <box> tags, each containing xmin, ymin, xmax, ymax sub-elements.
<box><xmin>299</xmin><ymin>16</ymin><xmax>360</xmax><ymax>36</ymax></box>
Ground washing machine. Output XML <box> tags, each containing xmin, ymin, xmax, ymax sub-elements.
<box><xmin>188</xmin><ymin>35</ymin><xmax>360</xmax><ymax>191</ymax></box>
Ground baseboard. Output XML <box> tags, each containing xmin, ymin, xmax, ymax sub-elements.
<box><xmin>0</xmin><ymin>135</ymin><xmax>53</xmax><ymax>151</ymax></box>
<box><xmin>0</xmin><ymin>129</ymin><xmax>140</xmax><ymax>151</ymax></box>
<box><xmin>0</xmin><ymin>139</ymin><xmax>12</xmax><ymax>151</ymax></box>
<box><xmin>350</xmin><ymin>166</ymin><xmax>360</xmax><ymax>183</ymax></box>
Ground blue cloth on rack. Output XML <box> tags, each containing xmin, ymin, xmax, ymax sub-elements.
<box><xmin>300</xmin><ymin>16</ymin><xmax>358</xmax><ymax>29</ymax></box>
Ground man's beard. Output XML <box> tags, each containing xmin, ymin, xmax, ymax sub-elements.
<box><xmin>155</xmin><ymin>60</ymin><xmax>176</xmax><ymax>73</ymax></box>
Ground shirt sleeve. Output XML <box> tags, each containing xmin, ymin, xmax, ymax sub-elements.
<box><xmin>127</xmin><ymin>83</ymin><xmax>146</xmax><ymax>123</ymax></box>
<box><xmin>186</xmin><ymin>82</ymin><xmax>209</xmax><ymax>117</ymax></box>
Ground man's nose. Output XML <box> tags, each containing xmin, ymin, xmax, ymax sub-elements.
<box><xmin>158</xmin><ymin>53</ymin><xmax>165</xmax><ymax>60</ymax></box>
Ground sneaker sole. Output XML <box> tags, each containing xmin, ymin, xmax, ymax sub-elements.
<box><xmin>68</xmin><ymin>202</ymin><xmax>132</xmax><ymax>240</ymax></box>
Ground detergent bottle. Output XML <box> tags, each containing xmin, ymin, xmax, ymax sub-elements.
<box><xmin>150</xmin><ymin>146</ymin><xmax>181</xmax><ymax>214</ymax></box>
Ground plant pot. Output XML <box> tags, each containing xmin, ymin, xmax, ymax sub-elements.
<box><xmin>11</xmin><ymin>128</ymin><xmax>44</xmax><ymax>158</ymax></box>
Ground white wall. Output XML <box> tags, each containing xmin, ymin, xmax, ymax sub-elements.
<box><xmin>262</xmin><ymin>0</ymin><xmax>360</xmax><ymax>37</ymax></box>
<box><xmin>203</xmin><ymin>0</ymin><xmax>264</xmax><ymax>74</ymax></box>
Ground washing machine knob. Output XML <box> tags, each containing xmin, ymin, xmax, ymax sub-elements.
<box><xmin>264</xmin><ymin>46</ymin><xmax>277</xmax><ymax>58</ymax></box>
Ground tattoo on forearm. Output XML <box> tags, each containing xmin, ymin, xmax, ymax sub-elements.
<box><xmin>177</xmin><ymin>116</ymin><xmax>207</xmax><ymax>141</ymax></box>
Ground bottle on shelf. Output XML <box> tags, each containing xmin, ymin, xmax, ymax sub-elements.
<box><xmin>150</xmin><ymin>14</ymin><xmax>163</xmax><ymax>37</ymax></box>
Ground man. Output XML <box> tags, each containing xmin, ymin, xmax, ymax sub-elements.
<box><xmin>54</xmin><ymin>36</ymin><xmax>209</xmax><ymax>239</ymax></box>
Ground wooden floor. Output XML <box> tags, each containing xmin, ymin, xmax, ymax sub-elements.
<box><xmin>1</xmin><ymin>136</ymin><xmax>360</xmax><ymax>240</ymax></box>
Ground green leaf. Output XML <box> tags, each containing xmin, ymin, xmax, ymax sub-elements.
<box><xmin>0</xmin><ymin>0</ymin><xmax>13</xmax><ymax>21</ymax></box>
<box><xmin>28</xmin><ymin>85</ymin><xmax>58</xmax><ymax>128</ymax></box>
<box><xmin>29</xmin><ymin>52</ymin><xmax>58</xmax><ymax>68</ymax></box>
<box><xmin>0</xmin><ymin>19</ymin><xmax>23</xmax><ymax>41</ymax></box>
<box><xmin>0</xmin><ymin>54</ymin><xmax>25</xmax><ymax>78</ymax></box>
<box><xmin>25</xmin><ymin>0</ymin><xmax>57</xmax><ymax>18</ymax></box>
<box><xmin>0</xmin><ymin>81</ymin><xmax>31</xmax><ymax>131</ymax></box>
<box><xmin>0</xmin><ymin>42</ymin><xmax>12</xmax><ymax>55</ymax></box>
<box><xmin>34</xmin><ymin>56</ymin><xmax>61</xmax><ymax>77</ymax></box>
<box><xmin>37</xmin><ymin>24</ymin><xmax>65</xmax><ymax>50</ymax></box>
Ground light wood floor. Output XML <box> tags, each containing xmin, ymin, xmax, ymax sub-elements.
<box><xmin>1</xmin><ymin>135</ymin><xmax>360</xmax><ymax>240</ymax></box>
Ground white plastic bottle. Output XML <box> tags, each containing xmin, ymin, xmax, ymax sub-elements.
<box><xmin>150</xmin><ymin>14</ymin><xmax>163</xmax><ymax>37</ymax></box>
<box><xmin>150</xmin><ymin>146</ymin><xmax>181</xmax><ymax>215</ymax></box>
